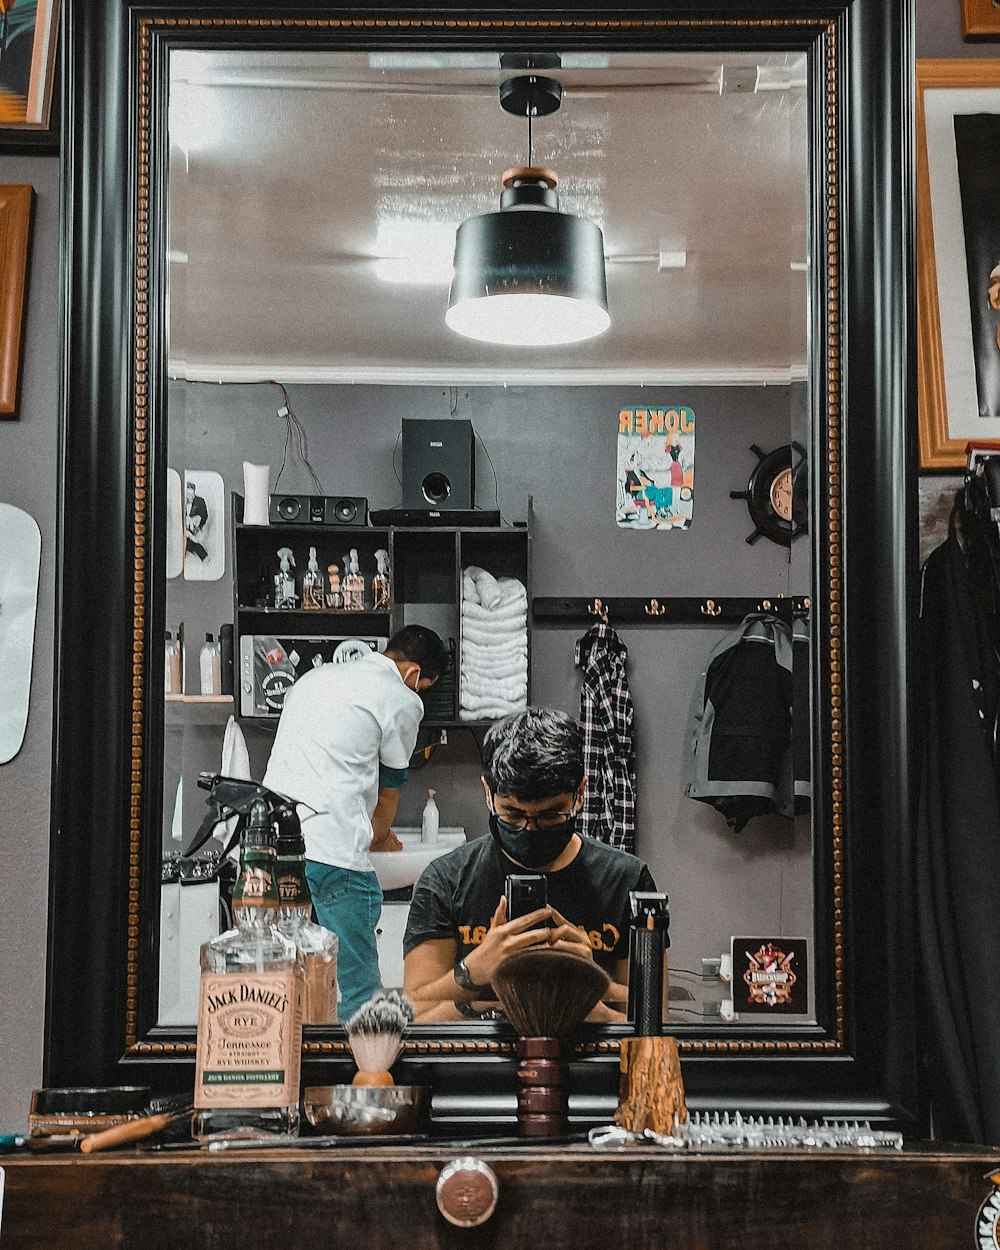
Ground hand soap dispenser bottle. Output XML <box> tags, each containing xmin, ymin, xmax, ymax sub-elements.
<box><xmin>274</xmin><ymin>547</ymin><xmax>298</xmax><ymax>609</ymax></box>
<box><xmin>302</xmin><ymin>546</ymin><xmax>324</xmax><ymax>611</ymax></box>
<box><xmin>421</xmin><ymin>789</ymin><xmax>440</xmax><ymax>845</ymax></box>
<box><xmin>372</xmin><ymin>548</ymin><xmax>392</xmax><ymax>611</ymax></box>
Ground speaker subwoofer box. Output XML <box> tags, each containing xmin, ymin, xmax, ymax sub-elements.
<box><xmin>401</xmin><ymin>418</ymin><xmax>475</xmax><ymax>511</ymax></box>
<box><xmin>267</xmin><ymin>494</ymin><xmax>368</xmax><ymax>526</ymax></box>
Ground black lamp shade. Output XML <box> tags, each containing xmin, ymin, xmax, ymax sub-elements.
<box><xmin>447</xmin><ymin>207</ymin><xmax>610</xmax><ymax>346</ymax></box>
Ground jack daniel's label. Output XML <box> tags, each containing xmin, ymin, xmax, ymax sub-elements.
<box><xmin>194</xmin><ymin>970</ymin><xmax>302</xmax><ymax>1109</ymax></box>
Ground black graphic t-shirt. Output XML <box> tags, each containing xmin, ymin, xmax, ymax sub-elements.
<box><xmin>402</xmin><ymin>834</ymin><xmax>657</xmax><ymax>977</ymax></box>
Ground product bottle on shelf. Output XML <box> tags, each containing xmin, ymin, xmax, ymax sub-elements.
<box><xmin>273</xmin><ymin>547</ymin><xmax>298</xmax><ymax>609</ymax></box>
<box><xmin>193</xmin><ymin>798</ymin><xmax>304</xmax><ymax>1141</ymax></box>
<box><xmin>372</xmin><ymin>548</ymin><xmax>392</xmax><ymax>611</ymax></box>
<box><xmin>326</xmin><ymin>563</ymin><xmax>343</xmax><ymax>610</ymax></box>
<box><xmin>344</xmin><ymin>548</ymin><xmax>365</xmax><ymax>611</ymax></box>
<box><xmin>164</xmin><ymin>631</ymin><xmax>181</xmax><ymax>695</ymax></box>
<box><xmin>274</xmin><ymin>817</ymin><xmax>339</xmax><ymax>1025</ymax></box>
<box><xmin>302</xmin><ymin>546</ymin><xmax>325</xmax><ymax>611</ymax></box>
<box><xmin>199</xmin><ymin>633</ymin><xmax>222</xmax><ymax>695</ymax></box>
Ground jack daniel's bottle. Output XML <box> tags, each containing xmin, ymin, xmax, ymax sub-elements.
<box><xmin>193</xmin><ymin>799</ymin><xmax>304</xmax><ymax>1140</ymax></box>
<box><xmin>274</xmin><ymin>821</ymin><xmax>339</xmax><ymax>1024</ymax></box>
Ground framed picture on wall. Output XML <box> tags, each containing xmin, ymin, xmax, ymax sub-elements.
<box><xmin>0</xmin><ymin>184</ymin><xmax>34</xmax><ymax>420</ymax></box>
<box><xmin>917</xmin><ymin>59</ymin><xmax>1000</xmax><ymax>469</ymax></box>
<box><xmin>0</xmin><ymin>0</ymin><xmax>59</xmax><ymax>153</ymax></box>
<box><xmin>961</xmin><ymin>0</ymin><xmax>1000</xmax><ymax>39</ymax></box>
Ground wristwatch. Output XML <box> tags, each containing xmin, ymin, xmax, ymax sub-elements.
<box><xmin>454</xmin><ymin>956</ymin><xmax>489</xmax><ymax>995</ymax></box>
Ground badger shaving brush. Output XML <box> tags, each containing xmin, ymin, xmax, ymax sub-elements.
<box><xmin>492</xmin><ymin>949</ymin><xmax>610</xmax><ymax>1137</ymax></box>
<box><xmin>345</xmin><ymin>990</ymin><xmax>414</xmax><ymax>1087</ymax></box>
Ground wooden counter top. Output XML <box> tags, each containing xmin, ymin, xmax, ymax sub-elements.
<box><xmin>4</xmin><ymin>1141</ymin><xmax>1000</xmax><ymax>1249</ymax></box>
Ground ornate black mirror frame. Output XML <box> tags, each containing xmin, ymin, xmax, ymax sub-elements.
<box><xmin>48</xmin><ymin>0</ymin><xmax>917</xmax><ymax>1129</ymax></box>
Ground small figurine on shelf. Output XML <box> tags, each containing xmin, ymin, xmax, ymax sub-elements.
<box><xmin>326</xmin><ymin>563</ymin><xmax>343</xmax><ymax>610</ymax></box>
<box><xmin>372</xmin><ymin>548</ymin><xmax>392</xmax><ymax>612</ymax></box>
<box><xmin>274</xmin><ymin>547</ymin><xmax>298</xmax><ymax>610</ymax></box>
<box><xmin>344</xmin><ymin>548</ymin><xmax>365</xmax><ymax>611</ymax></box>
<box><xmin>302</xmin><ymin>546</ymin><xmax>325</xmax><ymax>611</ymax></box>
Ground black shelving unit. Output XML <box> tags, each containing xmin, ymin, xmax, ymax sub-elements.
<box><xmin>231</xmin><ymin>496</ymin><xmax>533</xmax><ymax>725</ymax></box>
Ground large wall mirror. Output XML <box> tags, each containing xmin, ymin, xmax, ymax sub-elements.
<box><xmin>51</xmin><ymin>0</ymin><xmax>917</xmax><ymax>1128</ymax></box>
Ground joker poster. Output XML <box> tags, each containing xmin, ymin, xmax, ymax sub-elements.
<box><xmin>616</xmin><ymin>405</ymin><xmax>695</xmax><ymax>530</ymax></box>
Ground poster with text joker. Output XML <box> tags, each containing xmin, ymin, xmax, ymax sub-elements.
<box><xmin>616</xmin><ymin>405</ymin><xmax>695</xmax><ymax>530</ymax></box>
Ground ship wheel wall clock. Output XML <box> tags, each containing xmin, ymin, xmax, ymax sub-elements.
<box><xmin>730</xmin><ymin>441</ymin><xmax>808</xmax><ymax>547</ymax></box>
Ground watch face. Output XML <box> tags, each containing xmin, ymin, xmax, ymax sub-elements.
<box><xmin>769</xmin><ymin>468</ymin><xmax>794</xmax><ymax>521</ymax></box>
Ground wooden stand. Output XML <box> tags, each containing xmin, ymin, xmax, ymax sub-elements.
<box><xmin>616</xmin><ymin>1036</ymin><xmax>687</xmax><ymax>1135</ymax></box>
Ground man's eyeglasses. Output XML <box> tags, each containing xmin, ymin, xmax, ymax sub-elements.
<box><xmin>489</xmin><ymin>794</ymin><xmax>577</xmax><ymax>833</ymax></box>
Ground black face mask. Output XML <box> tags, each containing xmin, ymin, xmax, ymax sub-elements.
<box><xmin>488</xmin><ymin>811</ymin><xmax>578</xmax><ymax>870</ymax></box>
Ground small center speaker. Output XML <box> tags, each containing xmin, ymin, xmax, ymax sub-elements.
<box><xmin>402</xmin><ymin>418</ymin><xmax>475</xmax><ymax>511</ymax></box>
<box><xmin>268</xmin><ymin>494</ymin><xmax>369</xmax><ymax>526</ymax></box>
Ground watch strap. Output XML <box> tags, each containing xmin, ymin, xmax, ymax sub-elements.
<box><xmin>454</xmin><ymin>956</ymin><xmax>489</xmax><ymax>994</ymax></box>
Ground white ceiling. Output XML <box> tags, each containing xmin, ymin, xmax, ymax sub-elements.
<box><xmin>167</xmin><ymin>49</ymin><xmax>809</xmax><ymax>386</ymax></box>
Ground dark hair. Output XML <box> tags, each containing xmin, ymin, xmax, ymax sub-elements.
<box><xmin>385</xmin><ymin>625</ymin><xmax>447</xmax><ymax>681</ymax></box>
<box><xmin>482</xmin><ymin>707</ymin><xmax>584</xmax><ymax>800</ymax></box>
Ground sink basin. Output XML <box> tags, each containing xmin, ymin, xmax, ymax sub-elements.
<box><xmin>371</xmin><ymin>827</ymin><xmax>466</xmax><ymax>891</ymax></box>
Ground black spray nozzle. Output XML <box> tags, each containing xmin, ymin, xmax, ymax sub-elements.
<box><xmin>183</xmin><ymin>774</ymin><xmax>301</xmax><ymax>859</ymax></box>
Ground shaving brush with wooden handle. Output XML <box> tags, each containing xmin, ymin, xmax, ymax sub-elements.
<box><xmin>345</xmin><ymin>990</ymin><xmax>414</xmax><ymax>1087</ymax></box>
<box><xmin>492</xmin><ymin>949</ymin><xmax>610</xmax><ymax>1137</ymax></box>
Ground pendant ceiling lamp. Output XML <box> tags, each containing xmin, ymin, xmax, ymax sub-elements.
<box><xmin>446</xmin><ymin>73</ymin><xmax>610</xmax><ymax>347</ymax></box>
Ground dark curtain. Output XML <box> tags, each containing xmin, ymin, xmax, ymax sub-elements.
<box><xmin>917</xmin><ymin>527</ymin><xmax>1000</xmax><ymax>1144</ymax></box>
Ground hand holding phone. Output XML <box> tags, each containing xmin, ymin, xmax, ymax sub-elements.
<box><xmin>505</xmin><ymin>873</ymin><xmax>548</xmax><ymax>922</ymax></box>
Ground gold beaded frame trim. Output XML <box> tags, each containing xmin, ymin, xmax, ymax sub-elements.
<box><xmin>128</xmin><ymin>14</ymin><xmax>842</xmax><ymax>1058</ymax></box>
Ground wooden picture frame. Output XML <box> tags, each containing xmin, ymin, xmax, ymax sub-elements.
<box><xmin>917</xmin><ymin>59</ymin><xmax>1000</xmax><ymax>469</ymax></box>
<box><xmin>961</xmin><ymin>0</ymin><xmax>1000</xmax><ymax>39</ymax></box>
<box><xmin>0</xmin><ymin>184</ymin><xmax>34</xmax><ymax>419</ymax></box>
<box><xmin>0</xmin><ymin>0</ymin><xmax>60</xmax><ymax>153</ymax></box>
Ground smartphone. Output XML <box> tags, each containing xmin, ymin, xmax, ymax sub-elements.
<box><xmin>505</xmin><ymin>873</ymin><xmax>548</xmax><ymax>922</ymax></box>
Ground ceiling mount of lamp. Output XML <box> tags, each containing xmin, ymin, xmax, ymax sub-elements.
<box><xmin>445</xmin><ymin>67</ymin><xmax>611</xmax><ymax>348</ymax></box>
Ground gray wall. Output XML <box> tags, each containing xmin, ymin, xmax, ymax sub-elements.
<box><xmin>0</xmin><ymin>156</ymin><xmax>59</xmax><ymax>1131</ymax></box>
<box><xmin>167</xmin><ymin>380</ymin><xmax>811</xmax><ymax>991</ymax></box>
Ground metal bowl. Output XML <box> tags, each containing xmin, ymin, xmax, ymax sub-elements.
<box><xmin>302</xmin><ymin>1085</ymin><xmax>429</xmax><ymax>1136</ymax></box>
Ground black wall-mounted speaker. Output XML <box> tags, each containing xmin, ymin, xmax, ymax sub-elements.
<box><xmin>401</xmin><ymin>418</ymin><xmax>475</xmax><ymax>511</ymax></box>
<box><xmin>267</xmin><ymin>494</ymin><xmax>369</xmax><ymax>526</ymax></box>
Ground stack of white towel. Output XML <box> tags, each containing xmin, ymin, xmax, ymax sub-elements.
<box><xmin>460</xmin><ymin>565</ymin><xmax>528</xmax><ymax>722</ymax></box>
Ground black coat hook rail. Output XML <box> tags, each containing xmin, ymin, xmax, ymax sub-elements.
<box><xmin>532</xmin><ymin>595</ymin><xmax>811</xmax><ymax>626</ymax></box>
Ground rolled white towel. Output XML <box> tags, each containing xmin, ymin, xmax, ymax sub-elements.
<box><xmin>462</xmin><ymin>565</ymin><xmax>504</xmax><ymax>609</ymax></box>
<box><xmin>462</xmin><ymin>658</ymin><xmax>528</xmax><ymax>685</ymax></box>
<box><xmin>461</xmin><ymin>636</ymin><xmax>528</xmax><ymax>663</ymax></box>
<box><xmin>461</xmin><ymin>621</ymin><xmax>526</xmax><ymax>648</ymax></box>
<box><xmin>462</xmin><ymin>599</ymin><xmax>527</xmax><ymax>627</ymax></box>
<box><xmin>461</xmin><ymin>676</ymin><xmax>528</xmax><ymax>706</ymax></box>
<box><xmin>459</xmin><ymin>703</ymin><xmax>525</xmax><ymax>723</ymax></box>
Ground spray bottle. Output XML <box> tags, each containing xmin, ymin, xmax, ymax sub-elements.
<box><xmin>344</xmin><ymin>548</ymin><xmax>365</xmax><ymax>611</ymax></box>
<box><xmin>372</xmin><ymin>548</ymin><xmax>392</xmax><ymax>611</ymax></box>
<box><xmin>274</xmin><ymin>547</ymin><xmax>297</xmax><ymax>609</ymax></box>
<box><xmin>302</xmin><ymin>546</ymin><xmax>324</xmax><ymax>610</ymax></box>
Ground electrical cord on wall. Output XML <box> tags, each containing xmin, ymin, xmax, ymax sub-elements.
<box><xmin>269</xmin><ymin>381</ymin><xmax>324</xmax><ymax>495</ymax></box>
<box><xmin>473</xmin><ymin>427</ymin><xmax>509</xmax><ymax>525</ymax></box>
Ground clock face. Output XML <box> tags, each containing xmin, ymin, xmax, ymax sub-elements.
<box><xmin>769</xmin><ymin>468</ymin><xmax>794</xmax><ymax>522</ymax></box>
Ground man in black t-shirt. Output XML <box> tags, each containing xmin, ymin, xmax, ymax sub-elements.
<box><xmin>402</xmin><ymin>707</ymin><xmax>659</xmax><ymax>1023</ymax></box>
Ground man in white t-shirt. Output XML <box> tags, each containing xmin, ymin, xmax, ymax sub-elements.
<box><xmin>263</xmin><ymin>625</ymin><xmax>445</xmax><ymax>1020</ymax></box>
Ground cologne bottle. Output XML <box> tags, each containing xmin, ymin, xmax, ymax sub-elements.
<box><xmin>199</xmin><ymin>633</ymin><xmax>222</xmax><ymax>695</ymax></box>
<box><xmin>325</xmin><ymin>564</ymin><xmax>343</xmax><ymax>610</ymax></box>
<box><xmin>164</xmin><ymin>631</ymin><xmax>181</xmax><ymax>695</ymax></box>
<box><xmin>344</xmin><ymin>548</ymin><xmax>365</xmax><ymax>611</ymax></box>
<box><xmin>302</xmin><ymin>546</ymin><xmax>325</xmax><ymax>611</ymax></box>
<box><xmin>193</xmin><ymin>799</ymin><xmax>304</xmax><ymax>1141</ymax></box>
<box><xmin>273</xmin><ymin>547</ymin><xmax>298</xmax><ymax>609</ymax></box>
<box><xmin>372</xmin><ymin>548</ymin><xmax>392</xmax><ymax>611</ymax></box>
<box><xmin>274</xmin><ymin>820</ymin><xmax>339</xmax><ymax>1025</ymax></box>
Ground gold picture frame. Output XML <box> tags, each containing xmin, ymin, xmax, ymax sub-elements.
<box><xmin>917</xmin><ymin>59</ymin><xmax>1000</xmax><ymax>469</ymax></box>
<box><xmin>0</xmin><ymin>184</ymin><xmax>35</xmax><ymax>419</ymax></box>
<box><xmin>961</xmin><ymin>0</ymin><xmax>1000</xmax><ymax>39</ymax></box>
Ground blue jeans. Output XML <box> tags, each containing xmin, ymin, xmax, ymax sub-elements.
<box><xmin>305</xmin><ymin>863</ymin><xmax>384</xmax><ymax>1024</ymax></box>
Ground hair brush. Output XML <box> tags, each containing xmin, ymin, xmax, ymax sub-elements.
<box><xmin>492</xmin><ymin>949</ymin><xmax>610</xmax><ymax>1038</ymax></box>
<box><xmin>345</xmin><ymin>990</ymin><xmax>415</xmax><ymax>1087</ymax></box>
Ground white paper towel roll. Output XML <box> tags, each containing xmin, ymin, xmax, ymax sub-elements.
<box><xmin>243</xmin><ymin>462</ymin><xmax>270</xmax><ymax>525</ymax></box>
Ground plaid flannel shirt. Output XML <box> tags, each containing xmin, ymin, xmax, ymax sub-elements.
<box><xmin>575</xmin><ymin>622</ymin><xmax>637</xmax><ymax>853</ymax></box>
